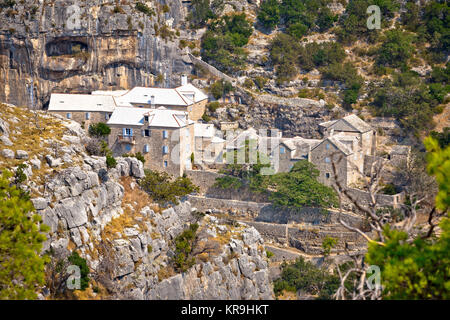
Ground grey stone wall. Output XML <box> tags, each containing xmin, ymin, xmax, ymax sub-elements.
<box><xmin>187</xmin><ymin>195</ymin><xmax>364</xmax><ymax>227</ymax></box>
<box><xmin>189</xmin><ymin>54</ymin><xmax>235</xmax><ymax>83</ymax></box>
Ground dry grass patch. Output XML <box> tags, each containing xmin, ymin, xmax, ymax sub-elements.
<box><xmin>157</xmin><ymin>266</ymin><xmax>175</xmax><ymax>282</ymax></box>
<box><xmin>101</xmin><ymin>176</ymin><xmax>158</xmax><ymax>241</ymax></box>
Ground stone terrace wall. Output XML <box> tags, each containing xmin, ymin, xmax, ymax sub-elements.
<box><xmin>245</xmin><ymin>221</ymin><xmax>365</xmax><ymax>255</ymax></box>
<box><xmin>188</xmin><ymin>195</ymin><xmax>364</xmax><ymax>228</ymax></box>
<box><xmin>185</xmin><ymin>170</ymin><xmax>223</xmax><ymax>194</ymax></box>
<box><xmin>189</xmin><ymin>54</ymin><xmax>235</xmax><ymax>83</ymax></box>
<box><xmin>345</xmin><ymin>188</ymin><xmax>404</xmax><ymax>209</ymax></box>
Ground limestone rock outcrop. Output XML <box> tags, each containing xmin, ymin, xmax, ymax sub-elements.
<box><xmin>0</xmin><ymin>104</ymin><xmax>273</xmax><ymax>300</ymax></box>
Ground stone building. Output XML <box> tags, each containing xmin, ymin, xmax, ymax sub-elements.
<box><xmin>310</xmin><ymin>135</ymin><xmax>363</xmax><ymax>188</ymax></box>
<box><xmin>107</xmin><ymin>107</ymin><xmax>194</xmax><ymax>177</ymax></box>
<box><xmin>319</xmin><ymin>114</ymin><xmax>377</xmax><ymax>156</ymax></box>
<box><xmin>48</xmin><ymin>77</ymin><xmax>208</xmax><ymax>124</ymax></box>
<box><xmin>48</xmin><ymin>94</ymin><xmax>116</xmax><ymax>130</ymax></box>
<box><xmin>231</xmin><ymin>115</ymin><xmax>376</xmax><ymax>188</ymax></box>
<box><xmin>193</xmin><ymin>123</ymin><xmax>225</xmax><ymax>165</ymax></box>
<box><xmin>273</xmin><ymin>137</ymin><xmax>321</xmax><ymax>173</ymax></box>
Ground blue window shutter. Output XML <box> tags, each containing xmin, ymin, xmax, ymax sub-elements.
<box><xmin>130</xmin><ymin>128</ymin><xmax>133</xmax><ymax>136</ymax></box>
<box><xmin>122</xmin><ymin>128</ymin><xmax>126</xmax><ymax>136</ymax></box>
<box><xmin>142</xmin><ymin>130</ymin><xmax>145</xmax><ymax>137</ymax></box>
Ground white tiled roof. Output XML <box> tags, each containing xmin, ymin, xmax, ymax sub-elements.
<box><xmin>280</xmin><ymin>137</ymin><xmax>322</xmax><ymax>159</ymax></box>
<box><xmin>194</xmin><ymin>123</ymin><xmax>216</xmax><ymax>138</ymax></box>
<box><xmin>319</xmin><ymin>114</ymin><xmax>372</xmax><ymax>133</ymax></box>
<box><xmin>91</xmin><ymin>90</ymin><xmax>129</xmax><ymax>97</ymax></box>
<box><xmin>107</xmin><ymin>107</ymin><xmax>193</xmax><ymax>128</ymax></box>
<box><xmin>114</xmin><ymin>87</ymin><xmax>188</xmax><ymax>107</ymax></box>
<box><xmin>48</xmin><ymin>94</ymin><xmax>116</xmax><ymax>112</ymax></box>
<box><xmin>175</xmin><ymin>83</ymin><xmax>209</xmax><ymax>104</ymax></box>
<box><xmin>113</xmin><ymin>84</ymin><xmax>208</xmax><ymax>107</ymax></box>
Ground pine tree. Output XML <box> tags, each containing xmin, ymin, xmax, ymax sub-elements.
<box><xmin>0</xmin><ymin>170</ymin><xmax>49</xmax><ymax>299</ymax></box>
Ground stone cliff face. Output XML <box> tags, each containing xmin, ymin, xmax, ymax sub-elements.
<box><xmin>0</xmin><ymin>103</ymin><xmax>273</xmax><ymax>300</ymax></box>
<box><xmin>0</xmin><ymin>0</ymin><xmax>194</xmax><ymax>108</ymax></box>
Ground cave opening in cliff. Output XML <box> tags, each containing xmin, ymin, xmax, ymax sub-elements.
<box><xmin>45</xmin><ymin>39</ymin><xmax>88</xmax><ymax>58</ymax></box>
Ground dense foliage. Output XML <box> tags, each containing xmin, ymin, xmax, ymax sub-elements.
<box><xmin>257</xmin><ymin>0</ymin><xmax>281</xmax><ymax>30</ymax></box>
<box><xmin>0</xmin><ymin>170</ymin><xmax>49</xmax><ymax>299</ymax></box>
<box><xmin>258</xmin><ymin>0</ymin><xmax>337</xmax><ymax>36</ymax></box>
<box><xmin>201</xmin><ymin>13</ymin><xmax>253</xmax><ymax>73</ymax></box>
<box><xmin>369</xmin><ymin>70</ymin><xmax>442</xmax><ymax>133</ymax></box>
<box><xmin>298</xmin><ymin>42</ymin><xmax>346</xmax><ymax>71</ymax></box>
<box><xmin>210</xmin><ymin>80</ymin><xmax>233</xmax><ymax>100</ymax></box>
<box><xmin>268</xmin><ymin>160</ymin><xmax>338</xmax><ymax>209</ymax></box>
<box><xmin>188</xmin><ymin>0</ymin><xmax>215</xmax><ymax>28</ymax></box>
<box><xmin>336</xmin><ymin>0</ymin><xmax>399</xmax><ymax>44</ymax></box>
<box><xmin>376</xmin><ymin>30</ymin><xmax>415</xmax><ymax>68</ymax></box>
<box><xmin>139</xmin><ymin>170</ymin><xmax>199</xmax><ymax>205</ymax></box>
<box><xmin>273</xmin><ymin>257</ymin><xmax>343</xmax><ymax>299</ymax></box>
<box><xmin>105</xmin><ymin>154</ymin><xmax>117</xmax><ymax>168</ymax></box>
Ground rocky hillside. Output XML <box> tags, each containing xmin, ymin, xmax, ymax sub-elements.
<box><xmin>0</xmin><ymin>104</ymin><xmax>273</xmax><ymax>300</ymax></box>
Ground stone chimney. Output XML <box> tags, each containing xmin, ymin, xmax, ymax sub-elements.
<box><xmin>150</xmin><ymin>95</ymin><xmax>155</xmax><ymax>108</ymax></box>
<box><xmin>181</xmin><ymin>74</ymin><xmax>188</xmax><ymax>86</ymax></box>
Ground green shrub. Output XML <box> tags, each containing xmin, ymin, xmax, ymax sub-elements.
<box><xmin>376</xmin><ymin>30</ymin><xmax>414</xmax><ymax>68</ymax></box>
<box><xmin>201</xmin><ymin>13</ymin><xmax>252</xmax><ymax>73</ymax></box>
<box><xmin>381</xmin><ymin>183</ymin><xmax>399</xmax><ymax>195</ymax></box>
<box><xmin>214</xmin><ymin>175</ymin><xmax>243</xmax><ymax>190</ymax></box>
<box><xmin>106</xmin><ymin>154</ymin><xmax>117</xmax><ymax>169</ymax></box>
<box><xmin>210</xmin><ymin>80</ymin><xmax>233</xmax><ymax>100</ymax></box>
<box><xmin>14</xmin><ymin>163</ymin><xmax>27</xmax><ymax>185</ymax></box>
<box><xmin>430</xmin><ymin>128</ymin><xmax>450</xmax><ymax>149</ymax></box>
<box><xmin>139</xmin><ymin>170</ymin><xmax>199</xmax><ymax>204</ymax></box>
<box><xmin>1</xmin><ymin>0</ymin><xmax>15</xmax><ymax>8</ymax></box>
<box><xmin>201</xmin><ymin>112</ymin><xmax>211</xmax><ymax>122</ymax></box>
<box><xmin>135</xmin><ymin>2</ymin><xmax>155</xmax><ymax>16</ymax></box>
<box><xmin>67</xmin><ymin>251</ymin><xmax>89</xmax><ymax>291</ymax></box>
<box><xmin>174</xmin><ymin>223</ymin><xmax>199</xmax><ymax>272</ymax></box>
<box><xmin>188</xmin><ymin>0</ymin><xmax>215</xmax><ymax>28</ymax></box>
<box><xmin>269</xmin><ymin>33</ymin><xmax>300</xmax><ymax>80</ymax></box>
<box><xmin>257</xmin><ymin>0</ymin><xmax>280</xmax><ymax>30</ymax></box>
<box><xmin>243</xmin><ymin>78</ymin><xmax>254</xmax><ymax>88</ymax></box>
<box><xmin>112</xmin><ymin>5</ymin><xmax>125</xmax><ymax>14</ymax></box>
<box><xmin>298</xmin><ymin>42</ymin><xmax>346</xmax><ymax>71</ymax></box>
<box><xmin>207</xmin><ymin>101</ymin><xmax>220</xmax><ymax>112</ymax></box>
<box><xmin>254</xmin><ymin>76</ymin><xmax>268</xmax><ymax>89</ymax></box>
<box><xmin>123</xmin><ymin>152</ymin><xmax>146</xmax><ymax>164</ymax></box>
<box><xmin>266</xmin><ymin>250</ymin><xmax>274</xmax><ymax>258</ymax></box>
<box><xmin>88</xmin><ymin>122</ymin><xmax>111</xmax><ymax>138</ymax></box>
<box><xmin>273</xmin><ymin>257</ymin><xmax>343</xmax><ymax>299</ymax></box>
<box><xmin>322</xmin><ymin>236</ymin><xmax>338</xmax><ymax>256</ymax></box>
